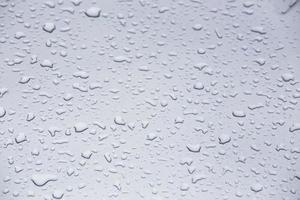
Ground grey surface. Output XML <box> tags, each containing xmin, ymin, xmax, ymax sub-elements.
<box><xmin>0</xmin><ymin>0</ymin><xmax>300</xmax><ymax>199</ymax></box>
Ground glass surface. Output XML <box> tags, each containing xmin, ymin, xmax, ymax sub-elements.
<box><xmin>0</xmin><ymin>0</ymin><xmax>299</xmax><ymax>199</ymax></box>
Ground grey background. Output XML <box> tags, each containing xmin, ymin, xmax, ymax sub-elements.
<box><xmin>0</xmin><ymin>0</ymin><xmax>299</xmax><ymax>199</ymax></box>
